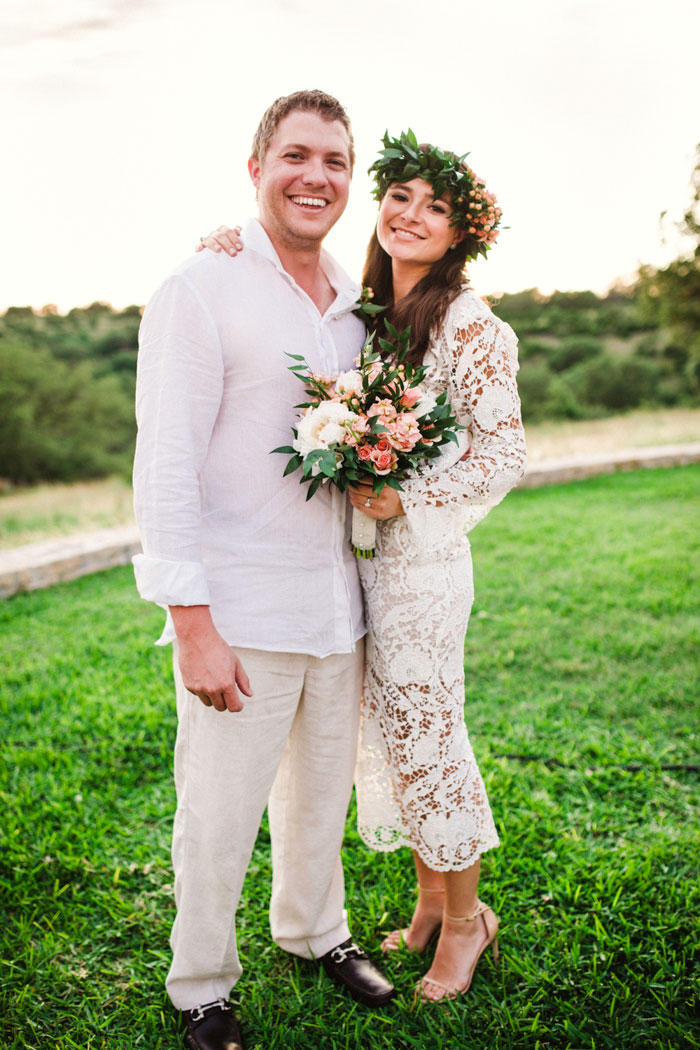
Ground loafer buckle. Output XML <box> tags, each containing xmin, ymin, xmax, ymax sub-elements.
<box><xmin>329</xmin><ymin>942</ymin><xmax>365</xmax><ymax>965</ymax></box>
<box><xmin>188</xmin><ymin>998</ymin><xmax>231</xmax><ymax>1025</ymax></box>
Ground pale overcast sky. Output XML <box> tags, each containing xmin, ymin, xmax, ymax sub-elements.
<box><xmin>1</xmin><ymin>0</ymin><xmax>699</xmax><ymax>311</ymax></box>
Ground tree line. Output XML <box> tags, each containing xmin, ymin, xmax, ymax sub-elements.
<box><xmin>1</xmin><ymin>148</ymin><xmax>698</xmax><ymax>487</ymax></box>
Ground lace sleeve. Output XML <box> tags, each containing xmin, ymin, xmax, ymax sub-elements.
<box><xmin>399</xmin><ymin>301</ymin><xmax>527</xmax><ymax>537</ymax></box>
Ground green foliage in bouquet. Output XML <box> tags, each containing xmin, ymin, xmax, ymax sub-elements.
<box><xmin>273</xmin><ymin>321</ymin><xmax>464</xmax><ymax>501</ymax></box>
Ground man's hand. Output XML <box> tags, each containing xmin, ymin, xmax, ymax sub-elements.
<box><xmin>170</xmin><ymin>606</ymin><xmax>253</xmax><ymax>712</ymax></box>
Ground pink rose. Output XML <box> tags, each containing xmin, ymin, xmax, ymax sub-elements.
<box><xmin>357</xmin><ymin>444</ymin><xmax>373</xmax><ymax>461</ymax></box>
<box><xmin>400</xmin><ymin>387</ymin><xmax>421</xmax><ymax>408</ymax></box>
<box><xmin>371</xmin><ymin>450</ymin><xmax>394</xmax><ymax>474</ymax></box>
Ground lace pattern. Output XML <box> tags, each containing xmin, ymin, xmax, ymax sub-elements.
<box><xmin>355</xmin><ymin>290</ymin><xmax>526</xmax><ymax>870</ymax></box>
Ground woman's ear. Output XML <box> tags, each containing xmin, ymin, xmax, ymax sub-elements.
<box><xmin>450</xmin><ymin>227</ymin><xmax>467</xmax><ymax>250</ymax></box>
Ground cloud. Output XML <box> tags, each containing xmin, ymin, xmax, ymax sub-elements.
<box><xmin>0</xmin><ymin>0</ymin><xmax>165</xmax><ymax>50</ymax></box>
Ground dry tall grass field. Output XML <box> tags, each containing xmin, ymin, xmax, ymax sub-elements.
<box><xmin>1</xmin><ymin>407</ymin><xmax>698</xmax><ymax>549</ymax></box>
<box><xmin>524</xmin><ymin>406</ymin><xmax>700</xmax><ymax>462</ymax></box>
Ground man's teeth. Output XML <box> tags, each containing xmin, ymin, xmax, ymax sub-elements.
<box><xmin>291</xmin><ymin>197</ymin><xmax>327</xmax><ymax>208</ymax></box>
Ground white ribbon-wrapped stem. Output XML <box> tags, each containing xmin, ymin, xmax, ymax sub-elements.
<box><xmin>351</xmin><ymin>507</ymin><xmax>377</xmax><ymax>559</ymax></box>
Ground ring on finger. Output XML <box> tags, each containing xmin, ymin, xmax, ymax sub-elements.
<box><xmin>364</xmin><ymin>498</ymin><xmax>371</xmax><ymax>507</ymax></box>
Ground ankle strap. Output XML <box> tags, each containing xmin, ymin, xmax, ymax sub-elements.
<box><xmin>444</xmin><ymin>903</ymin><xmax>490</xmax><ymax>923</ymax></box>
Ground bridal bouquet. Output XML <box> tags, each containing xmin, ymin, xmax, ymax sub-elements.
<box><xmin>274</xmin><ymin>322</ymin><xmax>464</xmax><ymax>557</ymax></box>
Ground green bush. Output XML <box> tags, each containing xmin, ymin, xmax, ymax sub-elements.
<box><xmin>0</xmin><ymin>338</ymin><xmax>136</xmax><ymax>484</ymax></box>
<box><xmin>517</xmin><ymin>362</ymin><xmax>588</xmax><ymax>422</ymax></box>
<box><xmin>548</xmin><ymin>336</ymin><xmax>604</xmax><ymax>372</ymax></box>
<box><xmin>566</xmin><ymin>354</ymin><xmax>662</xmax><ymax>412</ymax></box>
<box><xmin>517</xmin><ymin>337</ymin><xmax>552</xmax><ymax>361</ymax></box>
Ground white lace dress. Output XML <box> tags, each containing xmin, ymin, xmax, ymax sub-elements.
<box><xmin>355</xmin><ymin>289</ymin><xmax>527</xmax><ymax>871</ymax></box>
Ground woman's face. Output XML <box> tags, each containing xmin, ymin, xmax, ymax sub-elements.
<box><xmin>376</xmin><ymin>178</ymin><xmax>464</xmax><ymax>267</ymax></box>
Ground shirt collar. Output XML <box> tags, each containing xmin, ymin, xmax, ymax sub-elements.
<box><xmin>242</xmin><ymin>218</ymin><xmax>362</xmax><ymax>318</ymax></box>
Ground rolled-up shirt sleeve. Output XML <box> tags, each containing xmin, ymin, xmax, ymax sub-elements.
<box><xmin>132</xmin><ymin>272</ymin><xmax>223</xmax><ymax>607</ymax></box>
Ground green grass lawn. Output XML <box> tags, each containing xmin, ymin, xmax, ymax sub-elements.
<box><xmin>1</xmin><ymin>465</ymin><xmax>699</xmax><ymax>1049</ymax></box>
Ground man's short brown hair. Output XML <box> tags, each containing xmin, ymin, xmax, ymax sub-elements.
<box><xmin>251</xmin><ymin>89</ymin><xmax>355</xmax><ymax>171</ymax></box>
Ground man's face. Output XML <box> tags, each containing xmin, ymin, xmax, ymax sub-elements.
<box><xmin>248</xmin><ymin>110</ymin><xmax>352</xmax><ymax>252</ymax></box>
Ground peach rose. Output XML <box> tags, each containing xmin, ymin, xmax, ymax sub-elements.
<box><xmin>400</xmin><ymin>387</ymin><xmax>421</xmax><ymax>409</ymax></box>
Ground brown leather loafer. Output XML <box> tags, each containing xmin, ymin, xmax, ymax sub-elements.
<box><xmin>319</xmin><ymin>938</ymin><xmax>396</xmax><ymax>1007</ymax></box>
<box><xmin>180</xmin><ymin>998</ymin><xmax>246</xmax><ymax>1050</ymax></box>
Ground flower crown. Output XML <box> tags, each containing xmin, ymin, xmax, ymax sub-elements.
<box><xmin>368</xmin><ymin>129</ymin><xmax>502</xmax><ymax>260</ymax></box>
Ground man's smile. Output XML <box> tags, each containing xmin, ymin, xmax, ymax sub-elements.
<box><xmin>290</xmin><ymin>196</ymin><xmax>329</xmax><ymax>209</ymax></box>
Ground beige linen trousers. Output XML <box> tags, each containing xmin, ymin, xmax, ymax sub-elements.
<box><xmin>165</xmin><ymin>642</ymin><xmax>364</xmax><ymax>1010</ymax></box>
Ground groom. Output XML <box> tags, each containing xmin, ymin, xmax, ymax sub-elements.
<box><xmin>133</xmin><ymin>90</ymin><xmax>394</xmax><ymax>1050</ymax></box>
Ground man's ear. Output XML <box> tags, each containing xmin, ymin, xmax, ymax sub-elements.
<box><xmin>248</xmin><ymin>156</ymin><xmax>261</xmax><ymax>188</ymax></box>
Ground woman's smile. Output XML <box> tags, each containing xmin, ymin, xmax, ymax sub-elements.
<box><xmin>377</xmin><ymin>178</ymin><xmax>458</xmax><ymax>266</ymax></box>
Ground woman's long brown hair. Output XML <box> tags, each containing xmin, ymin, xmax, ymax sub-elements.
<box><xmin>361</xmin><ymin>221</ymin><xmax>471</xmax><ymax>368</ymax></box>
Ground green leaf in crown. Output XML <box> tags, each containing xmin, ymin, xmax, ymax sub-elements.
<box><xmin>367</xmin><ymin>129</ymin><xmax>504</xmax><ymax>261</ymax></box>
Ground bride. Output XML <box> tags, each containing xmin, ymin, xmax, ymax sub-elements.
<box><xmin>198</xmin><ymin>130</ymin><xmax>526</xmax><ymax>1001</ymax></box>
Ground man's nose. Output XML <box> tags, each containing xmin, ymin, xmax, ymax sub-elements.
<box><xmin>300</xmin><ymin>158</ymin><xmax>327</xmax><ymax>184</ymax></box>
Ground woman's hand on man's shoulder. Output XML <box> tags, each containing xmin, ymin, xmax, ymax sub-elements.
<box><xmin>195</xmin><ymin>225</ymin><xmax>244</xmax><ymax>256</ymax></box>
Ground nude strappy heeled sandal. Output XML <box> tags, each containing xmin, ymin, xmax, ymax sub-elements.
<box><xmin>381</xmin><ymin>886</ymin><xmax>445</xmax><ymax>954</ymax></box>
<box><xmin>418</xmin><ymin>902</ymin><xmax>499</xmax><ymax>1001</ymax></box>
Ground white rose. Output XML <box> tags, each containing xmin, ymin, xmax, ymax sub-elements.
<box><xmin>335</xmin><ymin>370</ymin><xmax>363</xmax><ymax>397</ymax></box>
<box><xmin>293</xmin><ymin>401</ymin><xmax>359</xmax><ymax>458</ymax></box>
<box><xmin>317</xmin><ymin>421</ymin><xmax>346</xmax><ymax>446</ymax></box>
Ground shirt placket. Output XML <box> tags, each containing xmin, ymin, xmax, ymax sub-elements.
<box><xmin>315</xmin><ymin>312</ymin><xmax>357</xmax><ymax>653</ymax></box>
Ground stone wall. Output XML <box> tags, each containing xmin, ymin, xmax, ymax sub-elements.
<box><xmin>2</xmin><ymin>443</ymin><xmax>699</xmax><ymax>599</ymax></box>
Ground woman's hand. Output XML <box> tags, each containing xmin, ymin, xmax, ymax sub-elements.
<box><xmin>195</xmin><ymin>225</ymin><xmax>244</xmax><ymax>255</ymax></box>
<box><xmin>349</xmin><ymin>481</ymin><xmax>404</xmax><ymax>520</ymax></box>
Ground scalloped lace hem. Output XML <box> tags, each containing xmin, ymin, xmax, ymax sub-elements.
<box><xmin>356</xmin><ymin>827</ymin><xmax>500</xmax><ymax>872</ymax></box>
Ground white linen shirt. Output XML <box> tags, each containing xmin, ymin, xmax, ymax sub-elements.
<box><xmin>133</xmin><ymin>219</ymin><xmax>366</xmax><ymax>657</ymax></box>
